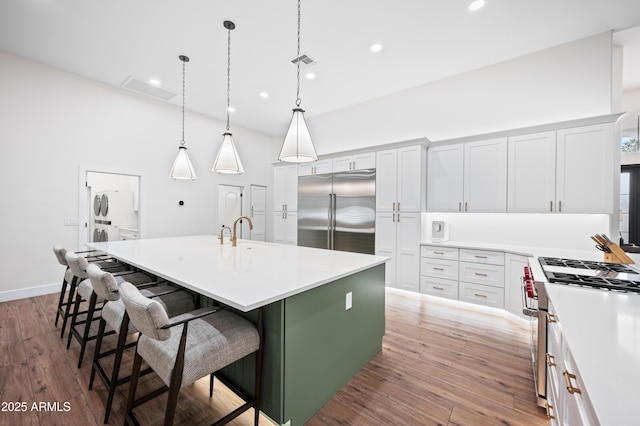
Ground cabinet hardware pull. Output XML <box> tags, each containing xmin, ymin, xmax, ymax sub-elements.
<box><xmin>458</xmin><ymin>202</ymin><xmax>462</xmax><ymax>212</ymax></box>
<box><xmin>559</xmin><ymin>200</ymin><xmax>562</xmax><ymax>212</ymax></box>
<box><xmin>397</xmin><ymin>213</ymin><xmax>400</xmax><ymax>222</ymax></box>
<box><xmin>433</xmin><ymin>286</ymin><xmax>444</xmax><ymax>290</ymax></box>
<box><xmin>465</xmin><ymin>202</ymin><xmax>468</xmax><ymax>212</ymax></box>
<box><xmin>473</xmin><ymin>293</ymin><xmax>487</xmax><ymax>298</ymax></box>
<box><xmin>433</xmin><ymin>267</ymin><xmax>444</xmax><ymax>271</ymax></box>
<box><xmin>545</xmin><ymin>402</ymin><xmax>555</xmax><ymax>420</ymax></box>
<box><xmin>474</xmin><ymin>255</ymin><xmax>488</xmax><ymax>259</ymax></box>
<box><xmin>550</xmin><ymin>201</ymin><xmax>553</xmax><ymax>212</ymax></box>
<box><xmin>563</xmin><ymin>370</ymin><xmax>582</xmax><ymax>394</ymax></box>
<box><xmin>397</xmin><ymin>202</ymin><xmax>400</xmax><ymax>211</ymax></box>
<box><xmin>392</xmin><ymin>213</ymin><xmax>395</xmax><ymax>222</ymax></box>
<box><xmin>433</xmin><ymin>251</ymin><xmax>445</xmax><ymax>255</ymax></box>
<box><xmin>547</xmin><ymin>313</ymin><xmax>557</xmax><ymax>323</ymax></box>
<box><xmin>282</xmin><ymin>212</ymin><xmax>285</xmax><ymax>219</ymax></box>
<box><xmin>474</xmin><ymin>272</ymin><xmax>488</xmax><ymax>277</ymax></box>
<box><xmin>546</xmin><ymin>353</ymin><xmax>556</xmax><ymax>367</ymax></box>
<box><xmin>393</xmin><ymin>202</ymin><xmax>396</xmax><ymax>212</ymax></box>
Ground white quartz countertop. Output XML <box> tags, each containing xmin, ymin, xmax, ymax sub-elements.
<box><xmin>88</xmin><ymin>235</ymin><xmax>388</xmax><ymax>312</ymax></box>
<box><xmin>545</xmin><ymin>284</ymin><xmax>640</xmax><ymax>426</ymax></box>
<box><xmin>421</xmin><ymin>240</ymin><xmax>640</xmax><ymax>424</ymax></box>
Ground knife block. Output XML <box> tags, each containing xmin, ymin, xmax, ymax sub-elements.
<box><xmin>604</xmin><ymin>243</ymin><xmax>635</xmax><ymax>264</ymax></box>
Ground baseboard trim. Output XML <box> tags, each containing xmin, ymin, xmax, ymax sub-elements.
<box><xmin>0</xmin><ymin>283</ymin><xmax>59</xmax><ymax>303</ymax></box>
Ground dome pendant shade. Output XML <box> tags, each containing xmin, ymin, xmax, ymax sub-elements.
<box><xmin>278</xmin><ymin>108</ymin><xmax>318</xmax><ymax>163</ymax></box>
<box><xmin>170</xmin><ymin>146</ymin><xmax>197</xmax><ymax>179</ymax></box>
<box><xmin>213</xmin><ymin>132</ymin><xmax>244</xmax><ymax>174</ymax></box>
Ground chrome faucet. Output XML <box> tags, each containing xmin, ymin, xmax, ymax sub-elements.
<box><xmin>219</xmin><ymin>226</ymin><xmax>232</xmax><ymax>244</ymax></box>
<box><xmin>232</xmin><ymin>216</ymin><xmax>253</xmax><ymax>247</ymax></box>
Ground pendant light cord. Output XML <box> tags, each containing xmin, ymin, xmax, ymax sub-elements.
<box><xmin>227</xmin><ymin>24</ymin><xmax>231</xmax><ymax>131</ymax></box>
<box><xmin>296</xmin><ymin>0</ymin><xmax>301</xmax><ymax>107</ymax></box>
<box><xmin>181</xmin><ymin>57</ymin><xmax>186</xmax><ymax>146</ymax></box>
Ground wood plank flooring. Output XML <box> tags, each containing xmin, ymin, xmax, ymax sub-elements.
<box><xmin>0</xmin><ymin>288</ymin><xmax>548</xmax><ymax>426</ymax></box>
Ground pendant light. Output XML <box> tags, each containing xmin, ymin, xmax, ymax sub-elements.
<box><xmin>170</xmin><ymin>55</ymin><xmax>197</xmax><ymax>180</ymax></box>
<box><xmin>213</xmin><ymin>21</ymin><xmax>244</xmax><ymax>174</ymax></box>
<box><xmin>278</xmin><ymin>0</ymin><xmax>318</xmax><ymax>163</ymax></box>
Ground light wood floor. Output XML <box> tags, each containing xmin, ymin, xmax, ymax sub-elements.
<box><xmin>0</xmin><ymin>288</ymin><xmax>548</xmax><ymax>426</ymax></box>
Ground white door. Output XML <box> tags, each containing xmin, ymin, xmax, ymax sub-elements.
<box><xmin>396</xmin><ymin>145</ymin><xmax>423</xmax><ymax>213</ymax></box>
<box><xmin>218</xmin><ymin>184</ymin><xmax>243</xmax><ymax>237</ymax></box>
<box><xmin>464</xmin><ymin>138</ymin><xmax>508</xmax><ymax>212</ymax></box>
<box><xmin>395</xmin><ymin>212</ymin><xmax>420</xmax><ymax>292</ymax></box>
<box><xmin>427</xmin><ymin>144</ymin><xmax>464</xmax><ymax>212</ymax></box>
<box><xmin>375</xmin><ymin>149</ymin><xmax>398</xmax><ymax>212</ymax></box>
<box><xmin>250</xmin><ymin>185</ymin><xmax>266</xmax><ymax>242</ymax></box>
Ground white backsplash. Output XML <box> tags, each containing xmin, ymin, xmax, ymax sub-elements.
<box><xmin>422</xmin><ymin>212</ymin><xmax>611</xmax><ymax>251</ymax></box>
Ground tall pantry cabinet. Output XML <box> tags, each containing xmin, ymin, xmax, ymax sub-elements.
<box><xmin>375</xmin><ymin>145</ymin><xmax>426</xmax><ymax>291</ymax></box>
<box><xmin>273</xmin><ymin>164</ymin><xmax>298</xmax><ymax>245</ymax></box>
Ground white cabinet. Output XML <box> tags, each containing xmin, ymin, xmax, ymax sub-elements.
<box><xmin>420</xmin><ymin>246</ymin><xmax>459</xmax><ymax>300</ymax></box>
<box><xmin>504</xmin><ymin>253</ymin><xmax>529</xmax><ymax>319</ymax></box>
<box><xmin>333</xmin><ymin>152</ymin><xmax>375</xmax><ymax>172</ymax></box>
<box><xmin>376</xmin><ymin>211</ymin><xmax>421</xmax><ymax>291</ymax></box>
<box><xmin>376</xmin><ymin>145</ymin><xmax>426</xmax><ymax>213</ymax></box>
<box><xmin>274</xmin><ymin>165</ymin><xmax>298</xmax><ymax>212</ymax></box>
<box><xmin>427</xmin><ymin>138</ymin><xmax>507</xmax><ymax>212</ymax></box>
<box><xmin>274</xmin><ymin>165</ymin><xmax>298</xmax><ymax>245</ymax></box>
<box><xmin>508</xmin><ymin>123</ymin><xmax>614</xmax><ymax>214</ymax></box>
<box><xmin>458</xmin><ymin>248</ymin><xmax>505</xmax><ymax>308</ymax></box>
<box><xmin>546</xmin><ymin>300</ymin><xmax>599</xmax><ymax>425</ymax></box>
<box><xmin>273</xmin><ymin>210</ymin><xmax>297</xmax><ymax>245</ymax></box>
<box><xmin>298</xmin><ymin>159</ymin><xmax>332</xmax><ymax>176</ymax></box>
<box><xmin>556</xmin><ymin>123</ymin><xmax>614</xmax><ymax>214</ymax></box>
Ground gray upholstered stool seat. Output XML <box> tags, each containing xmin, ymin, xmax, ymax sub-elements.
<box><xmin>52</xmin><ymin>245</ymin><xmax>126</xmax><ymax>335</ymax></box>
<box><xmin>120</xmin><ymin>282</ymin><xmax>263</xmax><ymax>426</ymax></box>
<box><xmin>87</xmin><ymin>264</ymin><xmax>196</xmax><ymax>424</ymax></box>
<box><xmin>65</xmin><ymin>251</ymin><xmax>157</xmax><ymax>368</ymax></box>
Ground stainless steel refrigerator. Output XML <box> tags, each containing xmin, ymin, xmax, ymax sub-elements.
<box><xmin>298</xmin><ymin>169</ymin><xmax>375</xmax><ymax>254</ymax></box>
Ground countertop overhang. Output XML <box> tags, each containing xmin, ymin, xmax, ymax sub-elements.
<box><xmin>88</xmin><ymin>235</ymin><xmax>389</xmax><ymax>312</ymax></box>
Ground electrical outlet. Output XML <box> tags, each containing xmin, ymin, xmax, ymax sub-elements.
<box><xmin>345</xmin><ymin>292</ymin><xmax>352</xmax><ymax>310</ymax></box>
<box><xmin>64</xmin><ymin>217</ymin><xmax>79</xmax><ymax>226</ymax></box>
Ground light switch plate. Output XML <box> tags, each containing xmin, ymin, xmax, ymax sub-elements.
<box><xmin>345</xmin><ymin>292</ymin><xmax>352</xmax><ymax>310</ymax></box>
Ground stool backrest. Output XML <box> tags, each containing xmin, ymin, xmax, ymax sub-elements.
<box><xmin>87</xmin><ymin>263</ymin><xmax>120</xmax><ymax>301</ymax></box>
<box><xmin>65</xmin><ymin>251</ymin><xmax>90</xmax><ymax>279</ymax></box>
<box><xmin>119</xmin><ymin>282</ymin><xmax>171</xmax><ymax>341</ymax></box>
<box><xmin>53</xmin><ymin>245</ymin><xmax>68</xmax><ymax>266</ymax></box>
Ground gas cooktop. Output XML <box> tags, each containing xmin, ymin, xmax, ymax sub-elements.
<box><xmin>538</xmin><ymin>257</ymin><xmax>640</xmax><ymax>294</ymax></box>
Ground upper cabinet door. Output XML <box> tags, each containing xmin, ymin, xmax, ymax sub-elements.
<box><xmin>376</xmin><ymin>149</ymin><xmax>398</xmax><ymax>212</ymax></box>
<box><xmin>396</xmin><ymin>145</ymin><xmax>424</xmax><ymax>212</ymax></box>
<box><xmin>556</xmin><ymin>123</ymin><xmax>614</xmax><ymax>214</ymax></box>
<box><xmin>463</xmin><ymin>138</ymin><xmax>508</xmax><ymax>212</ymax></box>
<box><xmin>274</xmin><ymin>165</ymin><xmax>299</xmax><ymax>211</ymax></box>
<box><xmin>507</xmin><ymin>131</ymin><xmax>557</xmax><ymax>213</ymax></box>
<box><xmin>427</xmin><ymin>144</ymin><xmax>464</xmax><ymax>212</ymax></box>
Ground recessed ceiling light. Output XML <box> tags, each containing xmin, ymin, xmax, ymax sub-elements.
<box><xmin>259</xmin><ymin>92</ymin><xmax>269</xmax><ymax>99</ymax></box>
<box><xmin>227</xmin><ymin>106</ymin><xmax>235</xmax><ymax>113</ymax></box>
<box><xmin>149</xmin><ymin>78</ymin><xmax>161</xmax><ymax>86</ymax></box>
<box><xmin>305</xmin><ymin>72</ymin><xmax>316</xmax><ymax>80</ymax></box>
<box><xmin>469</xmin><ymin>0</ymin><xmax>485</xmax><ymax>11</ymax></box>
<box><xmin>370</xmin><ymin>44</ymin><xmax>382</xmax><ymax>53</ymax></box>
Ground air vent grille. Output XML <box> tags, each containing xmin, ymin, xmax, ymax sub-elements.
<box><xmin>290</xmin><ymin>53</ymin><xmax>317</xmax><ymax>69</ymax></box>
<box><xmin>121</xmin><ymin>76</ymin><xmax>177</xmax><ymax>101</ymax></box>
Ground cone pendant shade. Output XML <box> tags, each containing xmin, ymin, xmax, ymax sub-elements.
<box><xmin>213</xmin><ymin>132</ymin><xmax>244</xmax><ymax>174</ymax></box>
<box><xmin>170</xmin><ymin>146</ymin><xmax>197</xmax><ymax>179</ymax></box>
<box><xmin>278</xmin><ymin>108</ymin><xmax>318</xmax><ymax>163</ymax></box>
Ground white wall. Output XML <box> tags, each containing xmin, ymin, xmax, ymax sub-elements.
<box><xmin>0</xmin><ymin>51</ymin><xmax>277</xmax><ymax>298</ymax></box>
<box><xmin>308</xmin><ymin>32</ymin><xmax>614</xmax><ymax>153</ymax></box>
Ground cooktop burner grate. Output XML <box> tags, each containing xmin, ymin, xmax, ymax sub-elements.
<box><xmin>543</xmin><ymin>271</ymin><xmax>640</xmax><ymax>294</ymax></box>
<box><xmin>538</xmin><ymin>257</ymin><xmax>639</xmax><ymax>273</ymax></box>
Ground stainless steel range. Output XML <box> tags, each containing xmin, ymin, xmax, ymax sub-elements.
<box><xmin>523</xmin><ymin>257</ymin><xmax>640</xmax><ymax>408</ymax></box>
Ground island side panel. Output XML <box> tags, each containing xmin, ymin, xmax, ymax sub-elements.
<box><xmin>283</xmin><ymin>264</ymin><xmax>386</xmax><ymax>425</ymax></box>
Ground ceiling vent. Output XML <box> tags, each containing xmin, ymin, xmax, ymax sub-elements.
<box><xmin>290</xmin><ymin>53</ymin><xmax>317</xmax><ymax>69</ymax></box>
<box><xmin>120</xmin><ymin>76</ymin><xmax>177</xmax><ymax>101</ymax></box>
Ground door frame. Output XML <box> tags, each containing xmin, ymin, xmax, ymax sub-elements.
<box><xmin>78</xmin><ymin>165</ymin><xmax>142</xmax><ymax>249</ymax></box>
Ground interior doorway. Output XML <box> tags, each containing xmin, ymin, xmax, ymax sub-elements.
<box><xmin>218</xmin><ymin>184</ymin><xmax>243</xmax><ymax>238</ymax></box>
<box><xmin>78</xmin><ymin>166</ymin><xmax>141</xmax><ymax>249</ymax></box>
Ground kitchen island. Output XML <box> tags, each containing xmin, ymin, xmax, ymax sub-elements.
<box><xmin>88</xmin><ymin>235</ymin><xmax>388</xmax><ymax>425</ymax></box>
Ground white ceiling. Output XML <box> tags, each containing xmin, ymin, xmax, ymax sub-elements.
<box><xmin>1</xmin><ymin>0</ymin><xmax>640</xmax><ymax>137</ymax></box>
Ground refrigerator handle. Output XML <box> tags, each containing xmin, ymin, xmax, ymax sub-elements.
<box><xmin>331</xmin><ymin>193</ymin><xmax>337</xmax><ymax>250</ymax></box>
<box><xmin>328</xmin><ymin>193</ymin><xmax>333</xmax><ymax>249</ymax></box>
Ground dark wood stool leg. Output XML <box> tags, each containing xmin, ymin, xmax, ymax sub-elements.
<box><xmin>55</xmin><ymin>272</ymin><xmax>69</xmax><ymax>325</ymax></box>
<box><xmin>77</xmin><ymin>292</ymin><xmax>98</xmax><ymax>368</ymax></box>
<box><xmin>103</xmin><ymin>315</ymin><xmax>130</xmax><ymax>424</ymax></box>
<box><xmin>89</xmin><ymin>317</ymin><xmax>106</xmax><ymax>390</ymax></box>
<box><xmin>125</xmin><ymin>349</ymin><xmax>143</xmax><ymax>426</ymax></box>
<box><xmin>66</xmin><ymin>291</ymin><xmax>83</xmax><ymax>349</ymax></box>
<box><xmin>60</xmin><ymin>277</ymin><xmax>78</xmax><ymax>338</ymax></box>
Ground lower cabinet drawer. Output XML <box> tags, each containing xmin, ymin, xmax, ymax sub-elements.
<box><xmin>420</xmin><ymin>276</ymin><xmax>458</xmax><ymax>300</ymax></box>
<box><xmin>459</xmin><ymin>261</ymin><xmax>505</xmax><ymax>288</ymax></box>
<box><xmin>458</xmin><ymin>281</ymin><xmax>505</xmax><ymax>308</ymax></box>
<box><xmin>421</xmin><ymin>258</ymin><xmax>459</xmax><ymax>280</ymax></box>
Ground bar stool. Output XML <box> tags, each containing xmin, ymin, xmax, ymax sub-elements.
<box><xmin>86</xmin><ymin>264</ymin><xmax>196</xmax><ymax>424</ymax></box>
<box><xmin>65</xmin><ymin>251</ymin><xmax>157</xmax><ymax>368</ymax></box>
<box><xmin>120</xmin><ymin>282</ymin><xmax>263</xmax><ymax>426</ymax></box>
<box><xmin>54</xmin><ymin>247</ymin><xmax>128</xmax><ymax>339</ymax></box>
